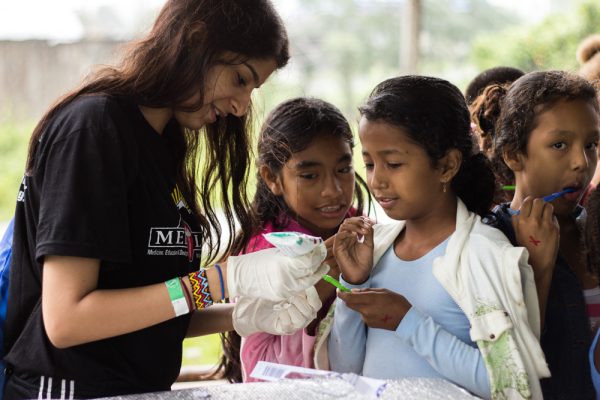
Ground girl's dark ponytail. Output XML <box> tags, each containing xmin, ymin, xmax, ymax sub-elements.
<box><xmin>451</xmin><ymin>152</ymin><xmax>496</xmax><ymax>216</ymax></box>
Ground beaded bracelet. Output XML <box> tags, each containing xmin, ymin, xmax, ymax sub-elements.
<box><xmin>188</xmin><ymin>268</ymin><xmax>213</xmax><ymax>309</ymax></box>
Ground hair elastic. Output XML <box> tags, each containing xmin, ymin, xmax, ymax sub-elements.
<box><xmin>214</xmin><ymin>263</ymin><xmax>226</xmax><ymax>302</ymax></box>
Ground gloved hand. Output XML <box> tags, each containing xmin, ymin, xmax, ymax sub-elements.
<box><xmin>232</xmin><ymin>287</ymin><xmax>322</xmax><ymax>337</ymax></box>
<box><xmin>227</xmin><ymin>245</ymin><xmax>328</xmax><ymax>301</ymax></box>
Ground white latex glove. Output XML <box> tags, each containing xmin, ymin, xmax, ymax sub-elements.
<box><xmin>232</xmin><ymin>286</ymin><xmax>322</xmax><ymax>337</ymax></box>
<box><xmin>227</xmin><ymin>245</ymin><xmax>329</xmax><ymax>301</ymax></box>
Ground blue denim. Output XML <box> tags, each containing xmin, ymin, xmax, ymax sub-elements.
<box><xmin>589</xmin><ymin>329</ymin><xmax>600</xmax><ymax>399</ymax></box>
<box><xmin>0</xmin><ymin>218</ymin><xmax>15</xmax><ymax>400</ymax></box>
<box><xmin>484</xmin><ymin>205</ymin><xmax>594</xmax><ymax>400</ymax></box>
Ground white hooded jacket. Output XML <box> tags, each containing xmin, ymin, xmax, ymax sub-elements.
<box><xmin>315</xmin><ymin>199</ymin><xmax>550</xmax><ymax>400</ymax></box>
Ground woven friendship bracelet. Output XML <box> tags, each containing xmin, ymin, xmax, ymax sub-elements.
<box><xmin>188</xmin><ymin>268</ymin><xmax>213</xmax><ymax>309</ymax></box>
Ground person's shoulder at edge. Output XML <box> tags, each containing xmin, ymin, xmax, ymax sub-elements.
<box><xmin>480</xmin><ymin>203</ymin><xmax>518</xmax><ymax>244</ymax></box>
<box><xmin>471</xmin><ymin>212</ymin><xmax>512</xmax><ymax>246</ymax></box>
<box><xmin>469</xmin><ymin>210</ymin><xmax>519</xmax><ymax>252</ymax></box>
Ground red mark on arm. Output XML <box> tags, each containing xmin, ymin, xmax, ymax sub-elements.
<box><xmin>382</xmin><ymin>314</ymin><xmax>392</xmax><ymax>323</ymax></box>
<box><xmin>529</xmin><ymin>236</ymin><xmax>541</xmax><ymax>247</ymax></box>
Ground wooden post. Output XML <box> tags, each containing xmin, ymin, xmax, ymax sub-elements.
<box><xmin>400</xmin><ymin>0</ymin><xmax>420</xmax><ymax>74</ymax></box>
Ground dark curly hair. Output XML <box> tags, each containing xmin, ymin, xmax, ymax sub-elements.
<box><xmin>577</xmin><ymin>34</ymin><xmax>600</xmax><ymax>83</ymax></box>
<box><xmin>491</xmin><ymin>70</ymin><xmax>599</xmax><ymax>185</ymax></box>
<box><xmin>469</xmin><ymin>83</ymin><xmax>510</xmax><ymax>157</ymax></box>
<box><xmin>359</xmin><ymin>75</ymin><xmax>496</xmax><ymax>216</ymax></box>
<box><xmin>465</xmin><ymin>66</ymin><xmax>524</xmax><ymax>105</ymax></box>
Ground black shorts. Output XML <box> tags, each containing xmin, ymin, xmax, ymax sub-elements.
<box><xmin>3</xmin><ymin>367</ymin><xmax>147</xmax><ymax>400</ymax></box>
<box><xmin>5</xmin><ymin>372</ymin><xmax>77</xmax><ymax>400</ymax></box>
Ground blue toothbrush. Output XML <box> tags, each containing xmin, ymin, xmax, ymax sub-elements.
<box><xmin>507</xmin><ymin>188</ymin><xmax>576</xmax><ymax>216</ymax></box>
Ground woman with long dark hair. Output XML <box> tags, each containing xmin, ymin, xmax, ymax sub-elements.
<box><xmin>3</xmin><ymin>1</ymin><xmax>327</xmax><ymax>398</ymax></box>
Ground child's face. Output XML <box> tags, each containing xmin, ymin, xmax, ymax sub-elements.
<box><xmin>359</xmin><ymin>118</ymin><xmax>446</xmax><ymax>221</ymax></box>
<box><xmin>513</xmin><ymin>99</ymin><xmax>599</xmax><ymax>215</ymax></box>
<box><xmin>276</xmin><ymin>135</ymin><xmax>355</xmax><ymax>238</ymax></box>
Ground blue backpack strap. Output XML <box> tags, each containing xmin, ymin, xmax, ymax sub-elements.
<box><xmin>590</xmin><ymin>328</ymin><xmax>600</xmax><ymax>396</ymax></box>
<box><xmin>0</xmin><ymin>218</ymin><xmax>15</xmax><ymax>398</ymax></box>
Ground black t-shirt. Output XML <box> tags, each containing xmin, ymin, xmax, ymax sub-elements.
<box><xmin>4</xmin><ymin>95</ymin><xmax>202</xmax><ymax>396</ymax></box>
<box><xmin>484</xmin><ymin>204</ymin><xmax>594</xmax><ymax>400</ymax></box>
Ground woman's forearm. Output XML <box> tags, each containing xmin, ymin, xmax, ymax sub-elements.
<box><xmin>42</xmin><ymin>255</ymin><xmax>215</xmax><ymax>348</ymax></box>
<box><xmin>43</xmin><ymin>267</ymin><xmax>177</xmax><ymax>348</ymax></box>
<box><xmin>187</xmin><ymin>303</ymin><xmax>234</xmax><ymax>337</ymax></box>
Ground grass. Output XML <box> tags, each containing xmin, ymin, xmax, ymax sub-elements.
<box><xmin>0</xmin><ymin>121</ymin><xmax>31</xmax><ymax>222</ymax></box>
<box><xmin>182</xmin><ymin>334</ymin><xmax>223</xmax><ymax>368</ymax></box>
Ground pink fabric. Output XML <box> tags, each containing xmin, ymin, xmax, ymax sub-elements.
<box><xmin>239</xmin><ymin>217</ymin><xmax>318</xmax><ymax>382</ymax></box>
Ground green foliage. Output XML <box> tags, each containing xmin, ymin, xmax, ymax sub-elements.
<box><xmin>182</xmin><ymin>334</ymin><xmax>222</xmax><ymax>367</ymax></box>
<box><xmin>275</xmin><ymin>0</ymin><xmax>403</xmax><ymax>116</ymax></box>
<box><xmin>265</xmin><ymin>0</ymin><xmax>522</xmax><ymax>116</ymax></box>
<box><xmin>0</xmin><ymin>122</ymin><xmax>31</xmax><ymax>222</ymax></box>
<box><xmin>471</xmin><ymin>0</ymin><xmax>600</xmax><ymax>72</ymax></box>
<box><xmin>421</xmin><ymin>0</ymin><xmax>518</xmax><ymax>69</ymax></box>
